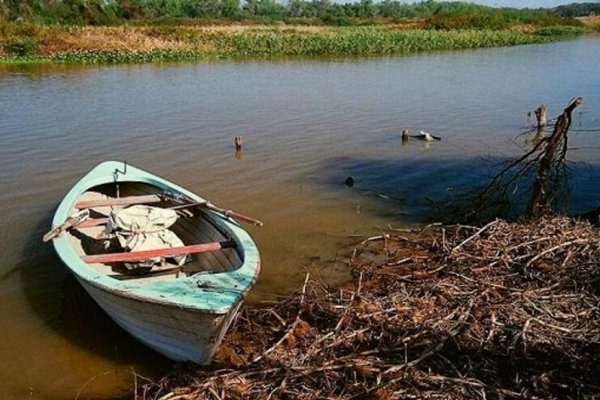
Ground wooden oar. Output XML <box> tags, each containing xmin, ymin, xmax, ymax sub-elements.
<box><xmin>74</xmin><ymin>194</ymin><xmax>161</xmax><ymax>209</ymax></box>
<box><xmin>169</xmin><ymin>199</ymin><xmax>263</xmax><ymax>226</ymax></box>
<box><xmin>77</xmin><ymin>205</ymin><xmax>263</xmax><ymax>228</ymax></box>
<box><xmin>43</xmin><ymin>210</ymin><xmax>90</xmax><ymax>242</ymax></box>
<box><xmin>82</xmin><ymin>240</ymin><xmax>235</xmax><ymax>264</ymax></box>
<box><xmin>75</xmin><ymin>202</ymin><xmax>264</xmax><ymax>228</ymax></box>
<box><xmin>72</xmin><ymin>192</ymin><xmax>262</xmax><ymax>226</ymax></box>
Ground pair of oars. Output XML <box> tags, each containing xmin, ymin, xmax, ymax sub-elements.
<box><xmin>43</xmin><ymin>195</ymin><xmax>263</xmax><ymax>242</ymax></box>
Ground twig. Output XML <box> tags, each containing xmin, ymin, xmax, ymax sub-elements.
<box><xmin>525</xmin><ymin>238</ymin><xmax>589</xmax><ymax>268</ymax></box>
<box><xmin>334</xmin><ymin>272</ymin><xmax>363</xmax><ymax>331</ymax></box>
<box><xmin>75</xmin><ymin>370</ymin><xmax>113</xmax><ymax>400</ymax></box>
<box><xmin>451</xmin><ymin>219</ymin><xmax>499</xmax><ymax>253</ymax></box>
<box><xmin>252</xmin><ymin>273</ymin><xmax>310</xmax><ymax>363</ymax></box>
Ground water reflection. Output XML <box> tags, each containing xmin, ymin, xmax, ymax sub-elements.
<box><xmin>317</xmin><ymin>154</ymin><xmax>600</xmax><ymax>223</ymax></box>
<box><xmin>1</xmin><ymin>37</ymin><xmax>599</xmax><ymax>399</ymax></box>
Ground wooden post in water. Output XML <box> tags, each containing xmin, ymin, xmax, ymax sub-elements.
<box><xmin>526</xmin><ymin>97</ymin><xmax>583</xmax><ymax>218</ymax></box>
<box><xmin>234</xmin><ymin>136</ymin><xmax>243</xmax><ymax>160</ymax></box>
<box><xmin>534</xmin><ymin>105</ymin><xmax>547</xmax><ymax>128</ymax></box>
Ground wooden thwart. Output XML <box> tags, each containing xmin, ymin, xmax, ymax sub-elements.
<box><xmin>82</xmin><ymin>240</ymin><xmax>235</xmax><ymax>264</ymax></box>
<box><xmin>77</xmin><ymin>217</ymin><xmax>109</xmax><ymax>228</ymax></box>
<box><xmin>74</xmin><ymin>195</ymin><xmax>162</xmax><ymax>209</ymax></box>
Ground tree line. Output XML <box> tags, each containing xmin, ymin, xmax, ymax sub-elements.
<box><xmin>554</xmin><ymin>2</ymin><xmax>600</xmax><ymax>17</ymax></box>
<box><xmin>0</xmin><ymin>0</ymin><xmax>584</xmax><ymax>27</ymax></box>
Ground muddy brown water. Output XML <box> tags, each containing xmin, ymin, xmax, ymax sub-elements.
<box><xmin>1</xmin><ymin>37</ymin><xmax>599</xmax><ymax>398</ymax></box>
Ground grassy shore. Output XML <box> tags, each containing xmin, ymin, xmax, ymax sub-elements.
<box><xmin>0</xmin><ymin>23</ymin><xmax>590</xmax><ymax>65</ymax></box>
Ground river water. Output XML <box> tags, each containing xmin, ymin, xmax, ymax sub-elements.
<box><xmin>1</xmin><ymin>37</ymin><xmax>599</xmax><ymax>399</ymax></box>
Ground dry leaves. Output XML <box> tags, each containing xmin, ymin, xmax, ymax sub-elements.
<box><xmin>144</xmin><ymin>216</ymin><xmax>600</xmax><ymax>400</ymax></box>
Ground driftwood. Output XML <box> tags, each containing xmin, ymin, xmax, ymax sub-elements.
<box><xmin>140</xmin><ymin>216</ymin><xmax>600</xmax><ymax>400</ymax></box>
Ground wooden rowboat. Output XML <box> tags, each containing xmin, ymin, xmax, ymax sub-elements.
<box><xmin>47</xmin><ymin>161</ymin><xmax>261</xmax><ymax>363</ymax></box>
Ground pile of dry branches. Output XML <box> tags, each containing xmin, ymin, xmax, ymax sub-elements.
<box><xmin>145</xmin><ymin>216</ymin><xmax>599</xmax><ymax>400</ymax></box>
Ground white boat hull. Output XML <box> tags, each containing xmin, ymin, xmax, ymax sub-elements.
<box><xmin>79</xmin><ymin>278</ymin><xmax>240</xmax><ymax>363</ymax></box>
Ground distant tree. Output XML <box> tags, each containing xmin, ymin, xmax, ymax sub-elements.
<box><xmin>221</xmin><ymin>0</ymin><xmax>241</xmax><ymax>18</ymax></box>
<box><xmin>243</xmin><ymin>0</ymin><xmax>284</xmax><ymax>17</ymax></box>
<box><xmin>379</xmin><ymin>0</ymin><xmax>398</xmax><ymax>18</ymax></box>
<box><xmin>194</xmin><ymin>0</ymin><xmax>223</xmax><ymax>18</ymax></box>
<box><xmin>356</xmin><ymin>0</ymin><xmax>375</xmax><ymax>18</ymax></box>
<box><xmin>116</xmin><ymin>0</ymin><xmax>145</xmax><ymax>19</ymax></box>
<box><xmin>554</xmin><ymin>3</ymin><xmax>600</xmax><ymax>17</ymax></box>
<box><xmin>310</xmin><ymin>0</ymin><xmax>331</xmax><ymax>18</ymax></box>
<box><xmin>3</xmin><ymin>0</ymin><xmax>36</xmax><ymax>20</ymax></box>
<box><xmin>288</xmin><ymin>0</ymin><xmax>312</xmax><ymax>18</ymax></box>
<box><xmin>0</xmin><ymin>0</ymin><xmax>584</xmax><ymax>28</ymax></box>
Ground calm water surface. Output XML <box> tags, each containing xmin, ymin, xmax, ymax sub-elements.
<box><xmin>1</xmin><ymin>37</ymin><xmax>600</xmax><ymax>399</ymax></box>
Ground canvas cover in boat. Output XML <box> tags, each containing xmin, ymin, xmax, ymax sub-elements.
<box><xmin>106</xmin><ymin>205</ymin><xmax>186</xmax><ymax>265</ymax></box>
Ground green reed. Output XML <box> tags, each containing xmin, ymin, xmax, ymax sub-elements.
<box><xmin>50</xmin><ymin>49</ymin><xmax>202</xmax><ymax>64</ymax></box>
<box><xmin>207</xmin><ymin>28</ymin><xmax>555</xmax><ymax>58</ymax></box>
<box><xmin>1</xmin><ymin>26</ymin><xmax>585</xmax><ymax>65</ymax></box>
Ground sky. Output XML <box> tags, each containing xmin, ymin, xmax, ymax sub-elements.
<box><xmin>424</xmin><ymin>0</ymin><xmax>589</xmax><ymax>8</ymax></box>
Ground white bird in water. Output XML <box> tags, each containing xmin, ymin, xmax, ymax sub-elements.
<box><xmin>416</xmin><ymin>130</ymin><xmax>442</xmax><ymax>141</ymax></box>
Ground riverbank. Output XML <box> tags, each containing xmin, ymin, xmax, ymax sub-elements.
<box><xmin>0</xmin><ymin>23</ymin><xmax>589</xmax><ymax>64</ymax></box>
<box><xmin>142</xmin><ymin>215</ymin><xmax>600</xmax><ymax>399</ymax></box>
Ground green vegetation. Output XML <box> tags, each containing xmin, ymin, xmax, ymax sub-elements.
<box><xmin>50</xmin><ymin>49</ymin><xmax>199</xmax><ymax>63</ymax></box>
<box><xmin>0</xmin><ymin>0</ymin><xmax>587</xmax><ymax>28</ymax></box>
<box><xmin>36</xmin><ymin>27</ymin><xmax>563</xmax><ymax>64</ymax></box>
<box><xmin>533</xmin><ymin>25</ymin><xmax>587</xmax><ymax>37</ymax></box>
<box><xmin>553</xmin><ymin>2</ymin><xmax>600</xmax><ymax>18</ymax></box>
<box><xmin>0</xmin><ymin>0</ymin><xmax>596</xmax><ymax>64</ymax></box>
<box><xmin>206</xmin><ymin>28</ymin><xmax>553</xmax><ymax>56</ymax></box>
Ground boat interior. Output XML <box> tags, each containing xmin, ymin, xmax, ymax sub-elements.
<box><xmin>65</xmin><ymin>182</ymin><xmax>243</xmax><ymax>283</ymax></box>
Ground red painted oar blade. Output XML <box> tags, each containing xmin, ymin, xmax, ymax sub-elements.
<box><xmin>82</xmin><ymin>242</ymin><xmax>230</xmax><ymax>264</ymax></box>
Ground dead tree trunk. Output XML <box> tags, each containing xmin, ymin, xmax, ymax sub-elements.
<box><xmin>526</xmin><ymin>97</ymin><xmax>583</xmax><ymax>218</ymax></box>
<box><xmin>534</xmin><ymin>105</ymin><xmax>547</xmax><ymax>128</ymax></box>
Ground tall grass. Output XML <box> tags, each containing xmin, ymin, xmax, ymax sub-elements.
<box><xmin>207</xmin><ymin>28</ymin><xmax>555</xmax><ymax>58</ymax></box>
<box><xmin>0</xmin><ymin>25</ymin><xmax>586</xmax><ymax>64</ymax></box>
<box><xmin>533</xmin><ymin>26</ymin><xmax>587</xmax><ymax>37</ymax></box>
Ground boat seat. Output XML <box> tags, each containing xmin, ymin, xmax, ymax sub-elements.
<box><xmin>82</xmin><ymin>240</ymin><xmax>236</xmax><ymax>264</ymax></box>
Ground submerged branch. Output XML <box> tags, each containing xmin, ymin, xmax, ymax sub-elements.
<box><xmin>527</xmin><ymin>97</ymin><xmax>584</xmax><ymax>217</ymax></box>
<box><xmin>444</xmin><ymin>96</ymin><xmax>585</xmax><ymax>223</ymax></box>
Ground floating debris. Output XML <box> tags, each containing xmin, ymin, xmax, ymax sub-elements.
<box><xmin>413</xmin><ymin>130</ymin><xmax>442</xmax><ymax>141</ymax></box>
<box><xmin>344</xmin><ymin>176</ymin><xmax>355</xmax><ymax>187</ymax></box>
